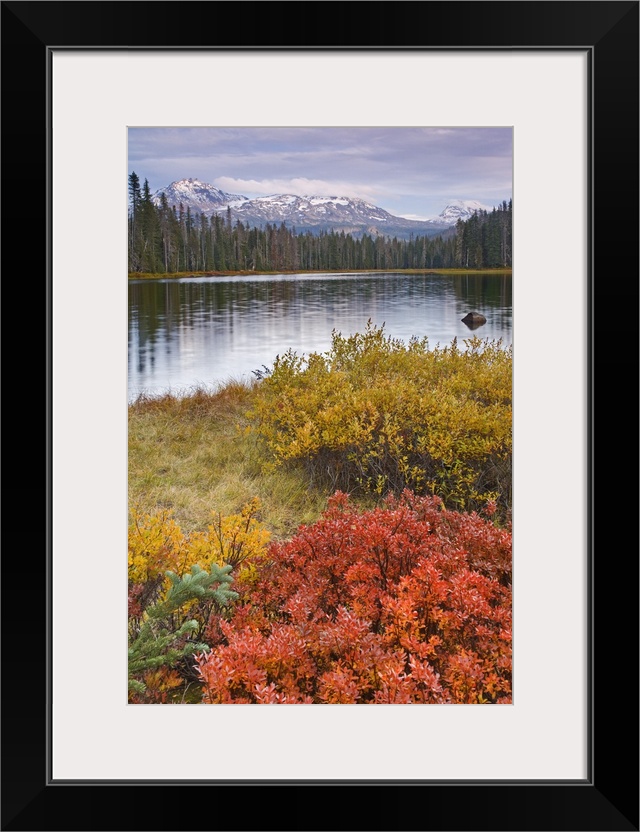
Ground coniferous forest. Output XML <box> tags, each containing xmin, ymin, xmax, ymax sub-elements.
<box><xmin>128</xmin><ymin>172</ymin><xmax>512</xmax><ymax>274</ymax></box>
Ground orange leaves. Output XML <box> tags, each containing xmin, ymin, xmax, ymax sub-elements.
<box><xmin>318</xmin><ymin>665</ymin><xmax>362</xmax><ymax>704</ymax></box>
<box><xmin>196</xmin><ymin>490</ymin><xmax>512</xmax><ymax>704</ymax></box>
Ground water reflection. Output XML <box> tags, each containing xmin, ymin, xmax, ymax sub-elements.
<box><xmin>129</xmin><ymin>272</ymin><xmax>512</xmax><ymax>400</ymax></box>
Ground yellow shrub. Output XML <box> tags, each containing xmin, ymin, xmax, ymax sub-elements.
<box><xmin>128</xmin><ymin>509</ymin><xmax>186</xmax><ymax>584</ymax></box>
<box><xmin>250</xmin><ymin>322</ymin><xmax>512</xmax><ymax>517</ymax></box>
<box><xmin>128</xmin><ymin>499</ymin><xmax>271</xmax><ymax>589</ymax></box>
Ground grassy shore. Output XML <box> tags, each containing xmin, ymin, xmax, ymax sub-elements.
<box><xmin>129</xmin><ymin>326</ymin><xmax>512</xmax><ymax>540</ymax></box>
<box><xmin>128</xmin><ymin>381</ymin><xmax>341</xmax><ymax>539</ymax></box>
<box><xmin>129</xmin><ymin>268</ymin><xmax>512</xmax><ymax>280</ymax></box>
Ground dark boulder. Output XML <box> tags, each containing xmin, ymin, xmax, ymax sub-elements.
<box><xmin>461</xmin><ymin>312</ymin><xmax>487</xmax><ymax>330</ymax></box>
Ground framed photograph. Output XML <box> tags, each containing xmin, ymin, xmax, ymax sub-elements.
<box><xmin>3</xmin><ymin>1</ymin><xmax>637</xmax><ymax>830</ymax></box>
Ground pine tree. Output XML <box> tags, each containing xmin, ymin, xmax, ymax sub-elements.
<box><xmin>128</xmin><ymin>172</ymin><xmax>142</xmax><ymax>271</ymax></box>
<box><xmin>138</xmin><ymin>178</ymin><xmax>162</xmax><ymax>272</ymax></box>
<box><xmin>128</xmin><ymin>171</ymin><xmax>141</xmax><ymax>216</ymax></box>
<box><xmin>128</xmin><ymin>563</ymin><xmax>238</xmax><ymax>696</ymax></box>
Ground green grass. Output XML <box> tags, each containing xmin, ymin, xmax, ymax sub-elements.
<box><xmin>128</xmin><ymin>380</ymin><xmax>330</xmax><ymax>539</ymax></box>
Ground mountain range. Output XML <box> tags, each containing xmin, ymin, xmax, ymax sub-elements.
<box><xmin>151</xmin><ymin>178</ymin><xmax>494</xmax><ymax>240</ymax></box>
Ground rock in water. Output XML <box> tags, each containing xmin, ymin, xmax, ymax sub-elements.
<box><xmin>461</xmin><ymin>312</ymin><xmax>487</xmax><ymax>330</ymax></box>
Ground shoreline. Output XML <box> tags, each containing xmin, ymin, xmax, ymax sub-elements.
<box><xmin>128</xmin><ymin>268</ymin><xmax>513</xmax><ymax>280</ymax></box>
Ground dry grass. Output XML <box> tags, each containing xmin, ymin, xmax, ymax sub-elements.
<box><xmin>128</xmin><ymin>380</ymin><xmax>329</xmax><ymax>539</ymax></box>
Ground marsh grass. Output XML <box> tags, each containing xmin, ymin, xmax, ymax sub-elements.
<box><xmin>128</xmin><ymin>379</ymin><xmax>330</xmax><ymax>538</ymax></box>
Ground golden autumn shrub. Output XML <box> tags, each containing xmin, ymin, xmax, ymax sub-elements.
<box><xmin>128</xmin><ymin>498</ymin><xmax>270</xmax><ymax>589</ymax></box>
<box><xmin>250</xmin><ymin>322</ymin><xmax>512</xmax><ymax>519</ymax></box>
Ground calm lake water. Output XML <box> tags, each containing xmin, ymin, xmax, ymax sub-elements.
<box><xmin>128</xmin><ymin>272</ymin><xmax>512</xmax><ymax>401</ymax></box>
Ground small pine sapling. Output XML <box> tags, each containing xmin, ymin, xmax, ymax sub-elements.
<box><xmin>128</xmin><ymin>563</ymin><xmax>238</xmax><ymax>700</ymax></box>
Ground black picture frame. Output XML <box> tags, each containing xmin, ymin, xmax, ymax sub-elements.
<box><xmin>2</xmin><ymin>2</ymin><xmax>638</xmax><ymax>830</ymax></box>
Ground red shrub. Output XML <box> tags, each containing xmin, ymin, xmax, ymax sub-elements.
<box><xmin>195</xmin><ymin>491</ymin><xmax>512</xmax><ymax>703</ymax></box>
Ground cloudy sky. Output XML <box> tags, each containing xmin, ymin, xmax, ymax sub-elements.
<box><xmin>128</xmin><ymin>127</ymin><xmax>512</xmax><ymax>221</ymax></box>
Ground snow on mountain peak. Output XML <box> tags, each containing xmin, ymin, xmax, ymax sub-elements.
<box><xmin>147</xmin><ymin>177</ymin><xmax>504</xmax><ymax>240</ymax></box>
<box><xmin>151</xmin><ymin>178</ymin><xmax>248</xmax><ymax>209</ymax></box>
<box><xmin>436</xmin><ymin>200</ymin><xmax>493</xmax><ymax>224</ymax></box>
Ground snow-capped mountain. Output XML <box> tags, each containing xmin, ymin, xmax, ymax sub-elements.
<box><xmin>151</xmin><ymin>178</ymin><xmax>248</xmax><ymax>213</ymax></box>
<box><xmin>151</xmin><ymin>179</ymin><xmax>495</xmax><ymax>240</ymax></box>
<box><xmin>431</xmin><ymin>199</ymin><xmax>494</xmax><ymax>226</ymax></box>
<box><xmin>224</xmin><ymin>193</ymin><xmax>454</xmax><ymax>238</ymax></box>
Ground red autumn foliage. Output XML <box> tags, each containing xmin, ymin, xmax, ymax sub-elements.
<box><xmin>195</xmin><ymin>490</ymin><xmax>512</xmax><ymax>704</ymax></box>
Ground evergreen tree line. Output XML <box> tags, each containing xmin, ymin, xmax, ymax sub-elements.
<box><xmin>129</xmin><ymin>172</ymin><xmax>512</xmax><ymax>274</ymax></box>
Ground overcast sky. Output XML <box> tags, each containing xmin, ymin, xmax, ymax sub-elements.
<box><xmin>128</xmin><ymin>127</ymin><xmax>512</xmax><ymax>220</ymax></box>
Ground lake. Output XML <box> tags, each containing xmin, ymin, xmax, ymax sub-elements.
<box><xmin>128</xmin><ymin>272</ymin><xmax>512</xmax><ymax>401</ymax></box>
